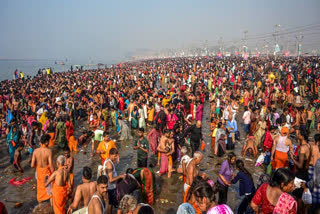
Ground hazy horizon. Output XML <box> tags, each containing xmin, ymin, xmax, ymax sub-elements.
<box><xmin>1</xmin><ymin>0</ymin><xmax>320</xmax><ymax>62</ymax></box>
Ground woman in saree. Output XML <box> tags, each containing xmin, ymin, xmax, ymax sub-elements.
<box><xmin>251</xmin><ymin>168</ymin><xmax>297</xmax><ymax>214</ymax></box>
<box><xmin>66</xmin><ymin>116</ymin><xmax>74</xmax><ymax>142</ymax></box>
<box><xmin>132</xmin><ymin>167</ymin><xmax>156</xmax><ymax>205</ymax></box>
<box><xmin>131</xmin><ymin>106</ymin><xmax>139</xmax><ymax>130</ymax></box>
<box><xmin>118</xmin><ymin>116</ymin><xmax>133</xmax><ymax>141</ymax></box>
<box><xmin>6</xmin><ymin>125</ymin><xmax>20</xmax><ymax>163</ymax></box>
<box><xmin>38</xmin><ymin>111</ymin><xmax>48</xmax><ymax>128</ymax></box>
<box><xmin>115</xmin><ymin>109</ymin><xmax>123</xmax><ymax>133</ymax></box>
<box><xmin>138</xmin><ymin>105</ymin><xmax>146</xmax><ymax>130</ymax></box>
<box><xmin>43</xmin><ymin>115</ymin><xmax>56</xmax><ymax>147</ymax></box>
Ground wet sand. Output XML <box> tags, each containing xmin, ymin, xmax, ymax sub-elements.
<box><xmin>0</xmin><ymin>102</ymin><xmax>265</xmax><ymax>214</ymax></box>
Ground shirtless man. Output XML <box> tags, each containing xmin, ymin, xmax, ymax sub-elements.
<box><xmin>295</xmin><ymin>93</ymin><xmax>303</xmax><ymax>108</ymax></box>
<box><xmin>309</xmin><ymin>134</ymin><xmax>320</xmax><ymax>178</ymax></box>
<box><xmin>287</xmin><ymin>92</ymin><xmax>294</xmax><ymax>106</ymax></box>
<box><xmin>290</xmin><ymin>108</ymin><xmax>301</xmax><ymax>135</ymax></box>
<box><xmin>64</xmin><ymin>148</ymin><xmax>74</xmax><ymax>197</ymax></box>
<box><xmin>242</xmin><ymin>135</ymin><xmax>258</xmax><ymax>158</ymax></box>
<box><xmin>289</xmin><ymin>129</ymin><xmax>311</xmax><ymax>213</ymax></box>
<box><xmin>31</xmin><ymin>134</ymin><xmax>54</xmax><ymax>203</ymax></box>
<box><xmin>184</xmin><ymin>151</ymin><xmax>203</xmax><ymax>194</ymax></box>
<box><xmin>127</xmin><ymin>99</ymin><xmax>135</xmax><ymax>122</ymax></box>
<box><xmin>67</xmin><ymin>167</ymin><xmax>97</xmax><ymax>214</ymax></box>
<box><xmin>306</xmin><ymin>105</ymin><xmax>314</xmax><ymax>133</ymax></box>
<box><xmin>300</xmin><ymin>107</ymin><xmax>307</xmax><ymax>131</ymax></box>
<box><xmin>316</xmin><ymin>107</ymin><xmax>320</xmax><ymax>132</ymax></box>
<box><xmin>45</xmin><ymin>155</ymin><xmax>71</xmax><ymax>214</ymax></box>
<box><xmin>87</xmin><ymin>175</ymin><xmax>108</xmax><ymax>214</ymax></box>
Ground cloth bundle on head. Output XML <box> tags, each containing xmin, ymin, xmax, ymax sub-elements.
<box><xmin>177</xmin><ymin>203</ymin><xmax>196</xmax><ymax>214</ymax></box>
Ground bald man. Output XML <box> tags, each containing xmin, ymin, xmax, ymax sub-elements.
<box><xmin>183</xmin><ymin>120</ymin><xmax>204</xmax><ymax>156</ymax></box>
<box><xmin>184</xmin><ymin>151</ymin><xmax>203</xmax><ymax>194</ymax></box>
<box><xmin>45</xmin><ymin>155</ymin><xmax>71</xmax><ymax>214</ymax></box>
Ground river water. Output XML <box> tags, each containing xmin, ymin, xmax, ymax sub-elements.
<box><xmin>0</xmin><ymin>59</ymin><xmax>116</xmax><ymax>82</ymax></box>
<box><xmin>0</xmin><ymin>102</ymin><xmax>265</xmax><ymax>214</ymax></box>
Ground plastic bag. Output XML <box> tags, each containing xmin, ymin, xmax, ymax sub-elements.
<box><xmin>200</xmin><ymin>141</ymin><xmax>205</xmax><ymax>151</ymax></box>
<box><xmin>302</xmin><ymin>189</ymin><xmax>312</xmax><ymax>204</ymax></box>
<box><xmin>255</xmin><ymin>153</ymin><xmax>266</xmax><ymax>166</ymax></box>
<box><xmin>266</xmin><ymin>163</ymin><xmax>272</xmax><ymax>176</ymax></box>
<box><xmin>294</xmin><ymin>177</ymin><xmax>306</xmax><ymax>188</ymax></box>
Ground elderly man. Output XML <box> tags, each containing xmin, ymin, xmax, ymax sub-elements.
<box><xmin>184</xmin><ymin>151</ymin><xmax>203</xmax><ymax>194</ymax></box>
<box><xmin>45</xmin><ymin>155</ymin><xmax>71</xmax><ymax>214</ymax></box>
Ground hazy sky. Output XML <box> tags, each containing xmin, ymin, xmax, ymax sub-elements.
<box><xmin>0</xmin><ymin>0</ymin><xmax>319</xmax><ymax>62</ymax></box>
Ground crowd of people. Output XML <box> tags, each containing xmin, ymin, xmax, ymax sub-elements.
<box><xmin>0</xmin><ymin>55</ymin><xmax>320</xmax><ymax>214</ymax></box>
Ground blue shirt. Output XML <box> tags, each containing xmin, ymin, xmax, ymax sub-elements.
<box><xmin>226</xmin><ymin>120</ymin><xmax>237</xmax><ymax>137</ymax></box>
<box><xmin>231</xmin><ymin>171</ymin><xmax>255</xmax><ymax>196</ymax></box>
